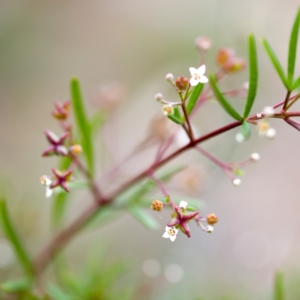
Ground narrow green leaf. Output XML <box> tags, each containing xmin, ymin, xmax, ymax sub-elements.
<box><xmin>51</xmin><ymin>157</ymin><xmax>72</xmax><ymax>228</ymax></box>
<box><xmin>47</xmin><ymin>282</ymin><xmax>75</xmax><ymax>300</ymax></box>
<box><xmin>128</xmin><ymin>206</ymin><xmax>160</xmax><ymax>230</ymax></box>
<box><xmin>186</xmin><ymin>83</ymin><xmax>204</xmax><ymax>115</ymax></box>
<box><xmin>210</xmin><ymin>75</ymin><xmax>243</xmax><ymax>121</ymax></box>
<box><xmin>292</xmin><ymin>75</ymin><xmax>300</xmax><ymax>90</ymax></box>
<box><xmin>244</xmin><ymin>34</ymin><xmax>258</xmax><ymax>118</ymax></box>
<box><xmin>287</xmin><ymin>8</ymin><xmax>300</xmax><ymax>85</ymax></box>
<box><xmin>274</xmin><ymin>271</ymin><xmax>284</xmax><ymax>300</ymax></box>
<box><xmin>173</xmin><ymin>106</ymin><xmax>182</xmax><ymax>119</ymax></box>
<box><xmin>71</xmin><ymin>78</ymin><xmax>94</xmax><ymax>176</ymax></box>
<box><xmin>0</xmin><ymin>199</ymin><xmax>33</xmax><ymax>276</ymax></box>
<box><xmin>241</xmin><ymin>120</ymin><xmax>251</xmax><ymax>140</ymax></box>
<box><xmin>168</xmin><ymin>113</ymin><xmax>183</xmax><ymax>124</ymax></box>
<box><xmin>261</xmin><ymin>38</ymin><xmax>289</xmax><ymax>89</ymax></box>
<box><xmin>0</xmin><ymin>278</ymin><xmax>32</xmax><ymax>293</ymax></box>
<box><xmin>90</xmin><ymin>110</ymin><xmax>107</xmax><ymax>136</ymax></box>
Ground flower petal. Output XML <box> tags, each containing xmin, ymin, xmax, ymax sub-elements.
<box><xmin>179</xmin><ymin>201</ymin><xmax>188</xmax><ymax>209</ymax></box>
<box><xmin>169</xmin><ymin>235</ymin><xmax>177</xmax><ymax>242</ymax></box>
<box><xmin>199</xmin><ymin>75</ymin><xmax>209</xmax><ymax>83</ymax></box>
<box><xmin>162</xmin><ymin>232</ymin><xmax>170</xmax><ymax>238</ymax></box>
<box><xmin>45</xmin><ymin>187</ymin><xmax>53</xmax><ymax>198</ymax></box>
<box><xmin>189</xmin><ymin>78</ymin><xmax>199</xmax><ymax>87</ymax></box>
<box><xmin>189</xmin><ymin>67</ymin><xmax>197</xmax><ymax>76</ymax></box>
<box><xmin>197</xmin><ymin>65</ymin><xmax>206</xmax><ymax>75</ymax></box>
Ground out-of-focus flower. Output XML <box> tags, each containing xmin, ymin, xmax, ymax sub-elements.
<box><xmin>151</xmin><ymin>199</ymin><xmax>163</xmax><ymax>212</ymax></box>
<box><xmin>179</xmin><ymin>200</ymin><xmax>188</xmax><ymax>210</ymax></box>
<box><xmin>232</xmin><ymin>178</ymin><xmax>241</xmax><ymax>186</ymax></box>
<box><xmin>162</xmin><ymin>226</ymin><xmax>178</xmax><ymax>242</ymax></box>
<box><xmin>263</xmin><ymin>106</ymin><xmax>275</xmax><ymax>117</ymax></box>
<box><xmin>52</xmin><ymin>100</ymin><xmax>71</xmax><ymax>120</ymax></box>
<box><xmin>257</xmin><ymin>120</ymin><xmax>276</xmax><ymax>139</ymax></box>
<box><xmin>162</xmin><ymin>105</ymin><xmax>174</xmax><ymax>116</ymax></box>
<box><xmin>189</xmin><ymin>65</ymin><xmax>209</xmax><ymax>86</ymax></box>
<box><xmin>40</xmin><ymin>175</ymin><xmax>53</xmax><ymax>198</ymax></box>
<box><xmin>195</xmin><ymin>36</ymin><xmax>211</xmax><ymax>50</ymax></box>
<box><xmin>69</xmin><ymin>144</ymin><xmax>82</xmax><ymax>156</ymax></box>
<box><xmin>42</xmin><ymin>130</ymin><xmax>69</xmax><ymax>157</ymax></box>
<box><xmin>50</xmin><ymin>168</ymin><xmax>73</xmax><ymax>193</ymax></box>
<box><xmin>250</xmin><ymin>153</ymin><xmax>260</xmax><ymax>162</ymax></box>
<box><xmin>206</xmin><ymin>225</ymin><xmax>214</xmax><ymax>233</ymax></box>
<box><xmin>216</xmin><ymin>48</ymin><xmax>246</xmax><ymax>73</ymax></box>
<box><xmin>92</xmin><ymin>82</ymin><xmax>127</xmax><ymax>112</ymax></box>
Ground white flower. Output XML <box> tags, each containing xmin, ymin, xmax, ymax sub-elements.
<box><xmin>232</xmin><ymin>178</ymin><xmax>241</xmax><ymax>186</ymax></box>
<box><xmin>189</xmin><ymin>65</ymin><xmax>209</xmax><ymax>86</ymax></box>
<box><xmin>206</xmin><ymin>225</ymin><xmax>214</xmax><ymax>233</ymax></box>
<box><xmin>165</xmin><ymin>73</ymin><xmax>174</xmax><ymax>82</ymax></box>
<box><xmin>40</xmin><ymin>175</ymin><xmax>53</xmax><ymax>198</ymax></box>
<box><xmin>162</xmin><ymin>104</ymin><xmax>173</xmax><ymax>116</ymax></box>
<box><xmin>263</xmin><ymin>106</ymin><xmax>275</xmax><ymax>117</ymax></box>
<box><xmin>265</xmin><ymin>128</ymin><xmax>276</xmax><ymax>139</ymax></box>
<box><xmin>250</xmin><ymin>153</ymin><xmax>260</xmax><ymax>162</ymax></box>
<box><xmin>162</xmin><ymin>226</ymin><xmax>178</xmax><ymax>242</ymax></box>
<box><xmin>179</xmin><ymin>200</ymin><xmax>188</xmax><ymax>210</ymax></box>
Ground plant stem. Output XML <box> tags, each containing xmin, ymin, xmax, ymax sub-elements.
<box><xmin>33</xmin><ymin>119</ymin><xmax>242</xmax><ymax>275</ymax></box>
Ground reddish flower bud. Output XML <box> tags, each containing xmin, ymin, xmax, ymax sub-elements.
<box><xmin>175</xmin><ymin>76</ymin><xmax>189</xmax><ymax>91</ymax></box>
<box><xmin>206</xmin><ymin>213</ymin><xmax>218</xmax><ymax>225</ymax></box>
<box><xmin>52</xmin><ymin>100</ymin><xmax>71</xmax><ymax>120</ymax></box>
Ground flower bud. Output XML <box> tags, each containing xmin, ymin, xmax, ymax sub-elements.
<box><xmin>263</xmin><ymin>106</ymin><xmax>275</xmax><ymax>117</ymax></box>
<box><xmin>235</xmin><ymin>132</ymin><xmax>245</xmax><ymax>143</ymax></box>
<box><xmin>175</xmin><ymin>76</ymin><xmax>189</xmax><ymax>91</ymax></box>
<box><xmin>232</xmin><ymin>178</ymin><xmax>241</xmax><ymax>186</ymax></box>
<box><xmin>250</xmin><ymin>153</ymin><xmax>260</xmax><ymax>162</ymax></box>
<box><xmin>165</xmin><ymin>73</ymin><xmax>174</xmax><ymax>82</ymax></box>
<box><xmin>265</xmin><ymin>128</ymin><xmax>276</xmax><ymax>139</ymax></box>
<box><xmin>151</xmin><ymin>199</ymin><xmax>163</xmax><ymax>212</ymax></box>
<box><xmin>69</xmin><ymin>144</ymin><xmax>83</xmax><ymax>156</ymax></box>
<box><xmin>155</xmin><ymin>93</ymin><xmax>164</xmax><ymax>102</ymax></box>
<box><xmin>162</xmin><ymin>105</ymin><xmax>173</xmax><ymax>116</ymax></box>
<box><xmin>206</xmin><ymin>225</ymin><xmax>214</xmax><ymax>233</ymax></box>
<box><xmin>195</xmin><ymin>36</ymin><xmax>211</xmax><ymax>50</ymax></box>
<box><xmin>206</xmin><ymin>213</ymin><xmax>218</xmax><ymax>225</ymax></box>
<box><xmin>216</xmin><ymin>48</ymin><xmax>235</xmax><ymax>68</ymax></box>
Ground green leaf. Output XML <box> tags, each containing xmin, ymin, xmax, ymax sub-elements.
<box><xmin>47</xmin><ymin>282</ymin><xmax>75</xmax><ymax>300</ymax></box>
<box><xmin>244</xmin><ymin>34</ymin><xmax>258</xmax><ymax>118</ymax></box>
<box><xmin>51</xmin><ymin>157</ymin><xmax>72</xmax><ymax>228</ymax></box>
<box><xmin>186</xmin><ymin>83</ymin><xmax>204</xmax><ymax>115</ymax></box>
<box><xmin>128</xmin><ymin>206</ymin><xmax>160</xmax><ymax>230</ymax></box>
<box><xmin>241</xmin><ymin>120</ymin><xmax>251</xmax><ymax>140</ymax></box>
<box><xmin>71</xmin><ymin>78</ymin><xmax>94</xmax><ymax>176</ymax></box>
<box><xmin>292</xmin><ymin>75</ymin><xmax>300</xmax><ymax>90</ymax></box>
<box><xmin>0</xmin><ymin>278</ymin><xmax>32</xmax><ymax>293</ymax></box>
<box><xmin>287</xmin><ymin>8</ymin><xmax>300</xmax><ymax>86</ymax></box>
<box><xmin>0</xmin><ymin>199</ymin><xmax>33</xmax><ymax>276</ymax></box>
<box><xmin>274</xmin><ymin>271</ymin><xmax>284</xmax><ymax>300</ymax></box>
<box><xmin>90</xmin><ymin>110</ymin><xmax>107</xmax><ymax>136</ymax></box>
<box><xmin>168</xmin><ymin>113</ymin><xmax>183</xmax><ymax>124</ymax></box>
<box><xmin>261</xmin><ymin>38</ymin><xmax>289</xmax><ymax>89</ymax></box>
<box><xmin>209</xmin><ymin>75</ymin><xmax>243</xmax><ymax>121</ymax></box>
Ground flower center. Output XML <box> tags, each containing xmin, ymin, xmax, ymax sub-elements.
<box><xmin>193</xmin><ymin>74</ymin><xmax>200</xmax><ymax>80</ymax></box>
<box><xmin>168</xmin><ymin>228</ymin><xmax>176</xmax><ymax>236</ymax></box>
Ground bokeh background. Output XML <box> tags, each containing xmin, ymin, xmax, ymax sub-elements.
<box><xmin>1</xmin><ymin>0</ymin><xmax>300</xmax><ymax>299</ymax></box>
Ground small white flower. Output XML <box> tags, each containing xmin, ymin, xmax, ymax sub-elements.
<box><xmin>162</xmin><ymin>104</ymin><xmax>173</xmax><ymax>116</ymax></box>
<box><xmin>232</xmin><ymin>178</ymin><xmax>241</xmax><ymax>186</ymax></box>
<box><xmin>206</xmin><ymin>225</ymin><xmax>214</xmax><ymax>233</ymax></box>
<box><xmin>189</xmin><ymin>65</ymin><xmax>209</xmax><ymax>87</ymax></box>
<box><xmin>263</xmin><ymin>106</ymin><xmax>275</xmax><ymax>117</ymax></box>
<box><xmin>179</xmin><ymin>200</ymin><xmax>188</xmax><ymax>210</ymax></box>
<box><xmin>162</xmin><ymin>226</ymin><xmax>178</xmax><ymax>242</ymax></box>
<box><xmin>256</xmin><ymin>113</ymin><xmax>262</xmax><ymax>118</ymax></box>
<box><xmin>265</xmin><ymin>128</ymin><xmax>276</xmax><ymax>139</ymax></box>
<box><xmin>250</xmin><ymin>153</ymin><xmax>260</xmax><ymax>162</ymax></box>
<box><xmin>40</xmin><ymin>175</ymin><xmax>53</xmax><ymax>198</ymax></box>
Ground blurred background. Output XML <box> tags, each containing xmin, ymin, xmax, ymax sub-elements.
<box><xmin>1</xmin><ymin>0</ymin><xmax>300</xmax><ymax>299</ymax></box>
